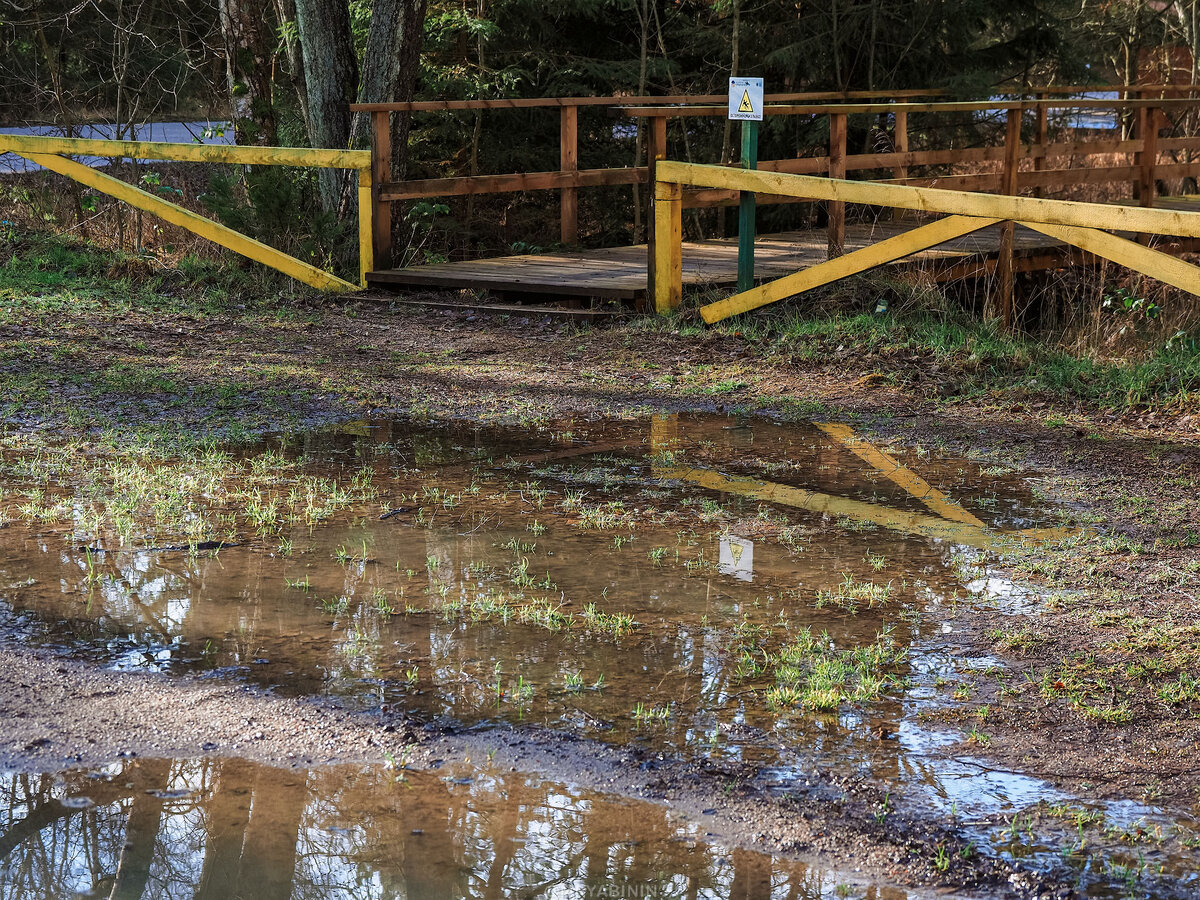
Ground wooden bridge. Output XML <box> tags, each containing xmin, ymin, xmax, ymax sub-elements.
<box><xmin>358</xmin><ymin>86</ymin><xmax>1200</xmax><ymax>325</ymax></box>
<box><xmin>365</xmin><ymin>222</ymin><xmax>1070</xmax><ymax>302</ymax></box>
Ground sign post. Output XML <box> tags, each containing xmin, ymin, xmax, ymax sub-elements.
<box><xmin>728</xmin><ymin>77</ymin><xmax>763</xmax><ymax>293</ymax></box>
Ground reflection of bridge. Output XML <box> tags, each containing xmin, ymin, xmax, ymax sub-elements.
<box><xmin>650</xmin><ymin>413</ymin><xmax>1074</xmax><ymax>551</ymax></box>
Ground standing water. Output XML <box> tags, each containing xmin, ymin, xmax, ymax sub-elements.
<box><xmin>0</xmin><ymin>414</ymin><xmax>1193</xmax><ymax>898</ymax></box>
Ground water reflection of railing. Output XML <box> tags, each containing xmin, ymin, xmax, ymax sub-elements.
<box><xmin>650</xmin><ymin>413</ymin><xmax>1078</xmax><ymax>551</ymax></box>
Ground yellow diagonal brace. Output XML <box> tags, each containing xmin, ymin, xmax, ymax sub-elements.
<box><xmin>1019</xmin><ymin>222</ymin><xmax>1200</xmax><ymax>297</ymax></box>
<box><xmin>700</xmin><ymin>214</ymin><xmax>1001</xmax><ymax>323</ymax></box>
<box><xmin>815</xmin><ymin>422</ymin><xmax>986</xmax><ymax>527</ymax></box>
<box><xmin>20</xmin><ymin>152</ymin><xmax>357</xmax><ymax>293</ymax></box>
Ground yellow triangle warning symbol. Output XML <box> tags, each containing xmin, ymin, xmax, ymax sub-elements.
<box><xmin>729</xmin><ymin>542</ymin><xmax>744</xmax><ymax>564</ymax></box>
<box><xmin>738</xmin><ymin>90</ymin><xmax>755</xmax><ymax>114</ymax></box>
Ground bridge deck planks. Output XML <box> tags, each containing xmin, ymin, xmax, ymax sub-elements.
<box><xmin>367</xmin><ymin>220</ymin><xmax>1068</xmax><ymax>300</ymax></box>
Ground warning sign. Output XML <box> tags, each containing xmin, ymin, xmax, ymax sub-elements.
<box><xmin>719</xmin><ymin>536</ymin><xmax>754</xmax><ymax>581</ymax></box>
<box><xmin>728</xmin><ymin>76</ymin><xmax>763</xmax><ymax>122</ymax></box>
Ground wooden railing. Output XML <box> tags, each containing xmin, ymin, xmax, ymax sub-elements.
<box><xmin>353</xmin><ymin>88</ymin><xmax>950</xmax><ymax>267</ymax></box>
<box><xmin>652</xmin><ymin>161</ymin><xmax>1200</xmax><ymax>326</ymax></box>
<box><xmin>357</xmin><ymin>85</ymin><xmax>1200</xmax><ymax>272</ymax></box>
<box><xmin>620</xmin><ymin>98</ymin><xmax>1200</xmax><ymax>257</ymax></box>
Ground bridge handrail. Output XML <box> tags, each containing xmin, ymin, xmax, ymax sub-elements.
<box><xmin>651</xmin><ymin>160</ymin><xmax>1200</xmax><ymax>326</ymax></box>
<box><xmin>361</xmin><ymin>87</ymin><xmax>1200</xmax><ymax>272</ymax></box>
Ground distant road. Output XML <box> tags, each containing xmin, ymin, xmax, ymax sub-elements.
<box><xmin>0</xmin><ymin>121</ymin><xmax>234</xmax><ymax>174</ymax></box>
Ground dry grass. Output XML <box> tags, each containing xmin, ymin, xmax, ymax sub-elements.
<box><xmin>1</xmin><ymin>164</ymin><xmax>227</xmax><ymax>264</ymax></box>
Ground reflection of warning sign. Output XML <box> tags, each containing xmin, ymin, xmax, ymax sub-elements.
<box><xmin>719</xmin><ymin>536</ymin><xmax>754</xmax><ymax>581</ymax></box>
<box><xmin>728</xmin><ymin>77</ymin><xmax>763</xmax><ymax>122</ymax></box>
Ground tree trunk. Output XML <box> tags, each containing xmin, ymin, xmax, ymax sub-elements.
<box><xmin>273</xmin><ymin>0</ymin><xmax>310</xmax><ymax>128</ymax></box>
<box><xmin>388</xmin><ymin>0</ymin><xmax>428</xmax><ymax>182</ymax></box>
<box><xmin>293</xmin><ymin>0</ymin><xmax>357</xmax><ymax>214</ymax></box>
<box><xmin>348</xmin><ymin>0</ymin><xmax>427</xmax><ymax>153</ymax></box>
<box><xmin>219</xmin><ymin>0</ymin><xmax>278</xmax><ymax>145</ymax></box>
<box><xmin>632</xmin><ymin>0</ymin><xmax>650</xmax><ymax>241</ymax></box>
<box><xmin>338</xmin><ymin>0</ymin><xmax>426</xmax><ymax>220</ymax></box>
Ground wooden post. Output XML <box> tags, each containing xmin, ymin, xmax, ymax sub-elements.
<box><xmin>645</xmin><ymin>115</ymin><xmax>668</xmax><ymax>307</ymax></box>
<box><xmin>1138</xmin><ymin>106</ymin><xmax>1159</xmax><ymax>209</ymax></box>
<box><xmin>893</xmin><ymin>110</ymin><xmax>909</xmax><ymax>181</ymax></box>
<box><xmin>1033</xmin><ymin>97</ymin><xmax>1048</xmax><ymax>199</ymax></box>
<box><xmin>369</xmin><ymin>110</ymin><xmax>392</xmax><ymax>271</ymax></box>
<box><xmin>357</xmin><ymin>168</ymin><xmax>373</xmax><ymax>288</ymax></box>
<box><xmin>827</xmin><ymin>112</ymin><xmax>847</xmax><ymax>258</ymax></box>
<box><xmin>1136</xmin><ymin>105</ymin><xmax>1160</xmax><ymax>245</ymax></box>
<box><xmin>653</xmin><ymin>180</ymin><xmax>683</xmax><ymax>314</ymax></box>
<box><xmin>560</xmin><ymin>104</ymin><xmax>579</xmax><ymax>244</ymax></box>
<box><xmin>892</xmin><ymin>110</ymin><xmax>908</xmax><ymax>221</ymax></box>
<box><xmin>995</xmin><ymin>107</ymin><xmax>1021</xmax><ymax>331</ymax></box>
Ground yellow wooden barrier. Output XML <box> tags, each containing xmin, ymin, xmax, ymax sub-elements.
<box><xmin>651</xmin><ymin>161</ymin><xmax>1200</xmax><ymax>322</ymax></box>
<box><xmin>0</xmin><ymin>135</ymin><xmax>372</xmax><ymax>292</ymax></box>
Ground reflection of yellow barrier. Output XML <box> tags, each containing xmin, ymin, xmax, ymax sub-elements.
<box><xmin>657</xmin><ymin>464</ymin><xmax>1072</xmax><ymax>550</ymax></box>
<box><xmin>658</xmin><ymin>464</ymin><xmax>998</xmax><ymax>548</ymax></box>
<box><xmin>0</xmin><ymin>135</ymin><xmax>371</xmax><ymax>291</ymax></box>
<box><xmin>814</xmin><ymin>422</ymin><xmax>986</xmax><ymax>527</ymax></box>
<box><xmin>646</xmin><ymin>415</ymin><xmax>1074</xmax><ymax>550</ymax></box>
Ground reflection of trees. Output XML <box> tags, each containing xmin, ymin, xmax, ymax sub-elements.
<box><xmin>239</xmin><ymin>766</ymin><xmax>306</xmax><ymax>900</ymax></box>
<box><xmin>0</xmin><ymin>757</ymin><xmax>829</xmax><ymax>900</ymax></box>
<box><xmin>0</xmin><ymin>785</ymin><xmax>72</xmax><ymax>862</ymax></box>
<box><xmin>0</xmin><ymin>764</ymin><xmax>165</xmax><ymax>900</ymax></box>
<box><xmin>195</xmin><ymin>760</ymin><xmax>254</xmax><ymax>900</ymax></box>
<box><xmin>109</xmin><ymin>759</ymin><xmax>171</xmax><ymax>900</ymax></box>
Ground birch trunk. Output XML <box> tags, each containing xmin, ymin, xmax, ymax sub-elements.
<box><xmin>293</xmin><ymin>0</ymin><xmax>357</xmax><ymax>213</ymax></box>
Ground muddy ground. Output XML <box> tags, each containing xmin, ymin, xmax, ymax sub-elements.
<box><xmin>1</xmin><ymin>293</ymin><xmax>1199</xmax><ymax>897</ymax></box>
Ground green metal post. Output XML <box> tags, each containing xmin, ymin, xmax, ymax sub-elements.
<box><xmin>737</xmin><ymin>120</ymin><xmax>758</xmax><ymax>292</ymax></box>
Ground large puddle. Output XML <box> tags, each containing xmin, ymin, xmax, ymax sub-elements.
<box><xmin>0</xmin><ymin>414</ymin><xmax>1195</xmax><ymax>898</ymax></box>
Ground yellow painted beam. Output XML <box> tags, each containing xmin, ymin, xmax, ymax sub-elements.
<box><xmin>653</xmin><ymin>180</ymin><xmax>683</xmax><ymax>313</ymax></box>
<box><xmin>1020</xmin><ymin>221</ymin><xmax>1200</xmax><ymax>296</ymax></box>
<box><xmin>815</xmin><ymin>422</ymin><xmax>987</xmax><ymax>527</ymax></box>
<box><xmin>658</xmin><ymin>161</ymin><xmax>1200</xmax><ymax>238</ymax></box>
<box><xmin>700</xmin><ymin>214</ymin><xmax>1000</xmax><ymax>322</ymax></box>
<box><xmin>357</xmin><ymin>168</ymin><xmax>373</xmax><ymax>288</ymax></box>
<box><xmin>21</xmin><ymin>151</ymin><xmax>357</xmax><ymax>292</ymax></box>
<box><xmin>0</xmin><ymin>134</ymin><xmax>370</xmax><ymax>170</ymax></box>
